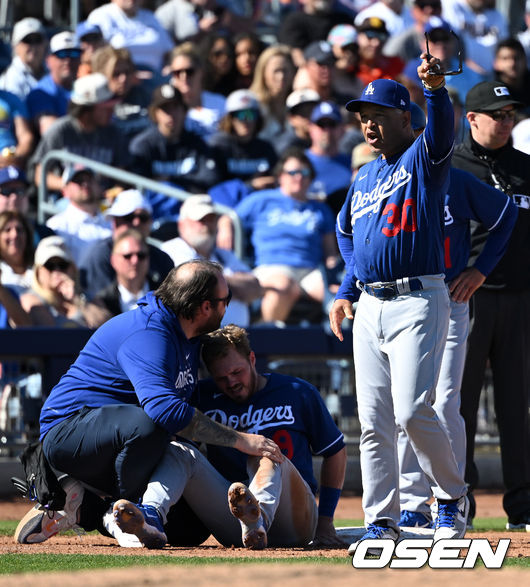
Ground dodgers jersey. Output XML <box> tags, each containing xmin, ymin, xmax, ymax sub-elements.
<box><xmin>235</xmin><ymin>188</ymin><xmax>335</xmax><ymax>268</ymax></box>
<box><xmin>193</xmin><ymin>373</ymin><xmax>345</xmax><ymax>494</ymax></box>
<box><xmin>337</xmin><ymin>167</ymin><xmax>518</xmax><ymax>286</ymax></box>
<box><xmin>443</xmin><ymin>168</ymin><xmax>517</xmax><ymax>282</ymax></box>
<box><xmin>39</xmin><ymin>292</ymin><xmax>198</xmax><ymax>439</ymax></box>
<box><xmin>336</xmin><ymin>88</ymin><xmax>454</xmax><ymax>300</ymax></box>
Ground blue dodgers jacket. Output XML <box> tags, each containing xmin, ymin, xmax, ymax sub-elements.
<box><xmin>39</xmin><ymin>292</ymin><xmax>198</xmax><ymax>440</ymax></box>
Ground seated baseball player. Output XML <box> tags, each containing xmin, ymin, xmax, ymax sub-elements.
<box><xmin>111</xmin><ymin>325</ymin><xmax>347</xmax><ymax>549</ymax></box>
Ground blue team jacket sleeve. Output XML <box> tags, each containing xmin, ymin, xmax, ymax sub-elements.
<box><xmin>117</xmin><ymin>329</ymin><xmax>196</xmax><ymax>433</ymax></box>
<box><xmin>462</xmin><ymin>173</ymin><xmax>518</xmax><ymax>277</ymax></box>
<box><xmin>423</xmin><ymin>87</ymin><xmax>454</xmax><ymax>164</ymax></box>
<box><xmin>334</xmin><ymin>187</ymin><xmax>360</xmax><ymax>302</ymax></box>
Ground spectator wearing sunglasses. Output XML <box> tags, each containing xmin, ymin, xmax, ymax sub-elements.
<box><xmin>0</xmin><ymin>17</ymin><xmax>48</xmax><ymax>102</ymax></box>
<box><xmin>235</xmin><ymin>148</ymin><xmax>338</xmax><ymax>324</ymax></box>
<box><xmin>0</xmin><ymin>166</ymin><xmax>54</xmax><ymax>246</ymax></box>
<box><xmin>305</xmin><ymin>102</ymin><xmax>351</xmax><ymax>214</ymax></box>
<box><xmin>208</xmin><ymin>89</ymin><xmax>277</xmax><ymax>192</ymax></box>
<box><xmin>20</xmin><ymin>235</ymin><xmax>110</xmax><ymax>328</ymax></box>
<box><xmin>168</xmin><ymin>42</ymin><xmax>226</xmax><ymax>139</ymax></box>
<box><xmin>78</xmin><ymin>189</ymin><xmax>174</xmax><ymax>298</ymax></box>
<box><xmin>45</xmin><ymin>164</ymin><xmax>112</xmax><ymax>265</ymax></box>
<box><xmin>355</xmin><ymin>17</ymin><xmax>404</xmax><ymax>87</ymax></box>
<box><xmin>26</xmin><ymin>31</ymin><xmax>82</xmax><ymax>137</ymax></box>
<box><xmin>95</xmin><ymin>229</ymin><xmax>152</xmax><ymax>316</ymax></box>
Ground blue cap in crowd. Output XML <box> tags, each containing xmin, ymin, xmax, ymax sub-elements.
<box><xmin>310</xmin><ymin>101</ymin><xmax>342</xmax><ymax>124</ymax></box>
<box><xmin>76</xmin><ymin>21</ymin><xmax>102</xmax><ymax>42</ymax></box>
<box><xmin>424</xmin><ymin>16</ymin><xmax>451</xmax><ymax>35</ymax></box>
<box><xmin>346</xmin><ymin>79</ymin><xmax>410</xmax><ymax>112</ymax></box>
<box><xmin>0</xmin><ymin>166</ymin><xmax>28</xmax><ymax>186</ymax></box>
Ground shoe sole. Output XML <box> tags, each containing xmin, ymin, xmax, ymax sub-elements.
<box><xmin>113</xmin><ymin>499</ymin><xmax>167</xmax><ymax>549</ymax></box>
<box><xmin>228</xmin><ymin>482</ymin><xmax>267</xmax><ymax>550</ymax></box>
<box><xmin>14</xmin><ymin>507</ymin><xmax>62</xmax><ymax>544</ymax></box>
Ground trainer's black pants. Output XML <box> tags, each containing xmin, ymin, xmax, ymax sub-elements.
<box><xmin>460</xmin><ymin>288</ymin><xmax>530</xmax><ymax>519</ymax></box>
<box><xmin>42</xmin><ymin>404</ymin><xmax>169</xmax><ymax>502</ymax></box>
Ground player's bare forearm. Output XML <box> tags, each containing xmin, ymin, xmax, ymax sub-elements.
<box><xmin>321</xmin><ymin>447</ymin><xmax>347</xmax><ymax>490</ymax></box>
<box><xmin>448</xmin><ymin>267</ymin><xmax>486</xmax><ymax>303</ymax></box>
<box><xmin>329</xmin><ymin>299</ymin><xmax>354</xmax><ymax>341</ymax></box>
<box><xmin>179</xmin><ymin>410</ymin><xmax>283</xmax><ymax>462</ymax></box>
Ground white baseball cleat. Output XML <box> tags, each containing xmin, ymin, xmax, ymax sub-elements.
<box><xmin>228</xmin><ymin>482</ymin><xmax>267</xmax><ymax>550</ymax></box>
<box><xmin>14</xmin><ymin>479</ymin><xmax>84</xmax><ymax>544</ymax></box>
<box><xmin>433</xmin><ymin>495</ymin><xmax>469</xmax><ymax>541</ymax></box>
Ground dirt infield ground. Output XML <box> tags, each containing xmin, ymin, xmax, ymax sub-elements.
<box><xmin>0</xmin><ymin>492</ymin><xmax>527</xmax><ymax>585</ymax></box>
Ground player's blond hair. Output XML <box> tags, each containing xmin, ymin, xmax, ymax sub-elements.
<box><xmin>201</xmin><ymin>324</ymin><xmax>252</xmax><ymax>366</ymax></box>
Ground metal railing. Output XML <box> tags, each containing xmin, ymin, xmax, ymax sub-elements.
<box><xmin>37</xmin><ymin>149</ymin><xmax>245</xmax><ymax>259</ymax></box>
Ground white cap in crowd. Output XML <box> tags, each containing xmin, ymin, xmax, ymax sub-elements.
<box><xmin>49</xmin><ymin>31</ymin><xmax>81</xmax><ymax>55</ymax></box>
<box><xmin>286</xmin><ymin>88</ymin><xmax>321</xmax><ymax>112</ymax></box>
<box><xmin>70</xmin><ymin>73</ymin><xmax>115</xmax><ymax>106</ymax></box>
<box><xmin>34</xmin><ymin>236</ymin><xmax>74</xmax><ymax>267</ymax></box>
<box><xmin>105</xmin><ymin>190</ymin><xmax>153</xmax><ymax>218</ymax></box>
<box><xmin>225</xmin><ymin>89</ymin><xmax>260</xmax><ymax>113</ymax></box>
<box><xmin>11</xmin><ymin>17</ymin><xmax>46</xmax><ymax>46</ymax></box>
<box><xmin>179</xmin><ymin>195</ymin><xmax>218</xmax><ymax>221</ymax></box>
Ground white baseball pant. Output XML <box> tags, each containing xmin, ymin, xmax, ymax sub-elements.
<box><xmin>352</xmin><ymin>274</ymin><xmax>467</xmax><ymax>529</ymax></box>
<box><xmin>142</xmin><ymin>440</ymin><xmax>318</xmax><ymax>546</ymax></box>
<box><xmin>398</xmin><ymin>298</ymin><xmax>469</xmax><ymax>514</ymax></box>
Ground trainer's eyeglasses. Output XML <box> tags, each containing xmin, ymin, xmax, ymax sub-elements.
<box><xmin>210</xmin><ymin>289</ymin><xmax>232</xmax><ymax>307</ymax></box>
<box><xmin>478</xmin><ymin>109</ymin><xmax>517</xmax><ymax>122</ymax></box>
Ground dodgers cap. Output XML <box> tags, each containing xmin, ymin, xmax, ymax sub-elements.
<box><xmin>310</xmin><ymin>101</ymin><xmax>342</xmax><ymax>123</ymax></box>
<box><xmin>346</xmin><ymin>79</ymin><xmax>410</xmax><ymax>112</ymax></box>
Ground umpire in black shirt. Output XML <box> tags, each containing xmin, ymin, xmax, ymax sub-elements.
<box><xmin>452</xmin><ymin>81</ymin><xmax>530</xmax><ymax>531</ymax></box>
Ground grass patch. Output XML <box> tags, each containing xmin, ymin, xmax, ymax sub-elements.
<box><xmin>0</xmin><ymin>554</ymin><xmax>349</xmax><ymax>574</ymax></box>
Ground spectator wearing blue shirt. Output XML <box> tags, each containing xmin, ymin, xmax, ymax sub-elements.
<box><xmin>0</xmin><ymin>89</ymin><xmax>35</xmax><ymax>169</ymax></box>
<box><xmin>26</xmin><ymin>31</ymin><xmax>81</xmax><ymax>137</ymax></box>
<box><xmin>236</xmin><ymin>147</ymin><xmax>338</xmax><ymax>323</ymax></box>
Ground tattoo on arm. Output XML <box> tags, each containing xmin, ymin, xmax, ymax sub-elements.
<box><xmin>179</xmin><ymin>410</ymin><xmax>240</xmax><ymax>447</ymax></box>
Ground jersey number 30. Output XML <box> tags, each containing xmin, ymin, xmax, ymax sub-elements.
<box><xmin>381</xmin><ymin>198</ymin><xmax>417</xmax><ymax>237</ymax></box>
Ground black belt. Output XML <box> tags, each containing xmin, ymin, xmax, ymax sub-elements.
<box><xmin>358</xmin><ymin>278</ymin><xmax>423</xmax><ymax>300</ymax></box>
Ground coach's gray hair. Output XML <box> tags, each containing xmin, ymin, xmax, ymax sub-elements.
<box><xmin>155</xmin><ymin>259</ymin><xmax>223</xmax><ymax>319</ymax></box>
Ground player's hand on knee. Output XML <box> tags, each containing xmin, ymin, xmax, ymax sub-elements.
<box><xmin>236</xmin><ymin>432</ymin><xmax>284</xmax><ymax>463</ymax></box>
<box><xmin>328</xmin><ymin>299</ymin><xmax>354</xmax><ymax>341</ymax></box>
